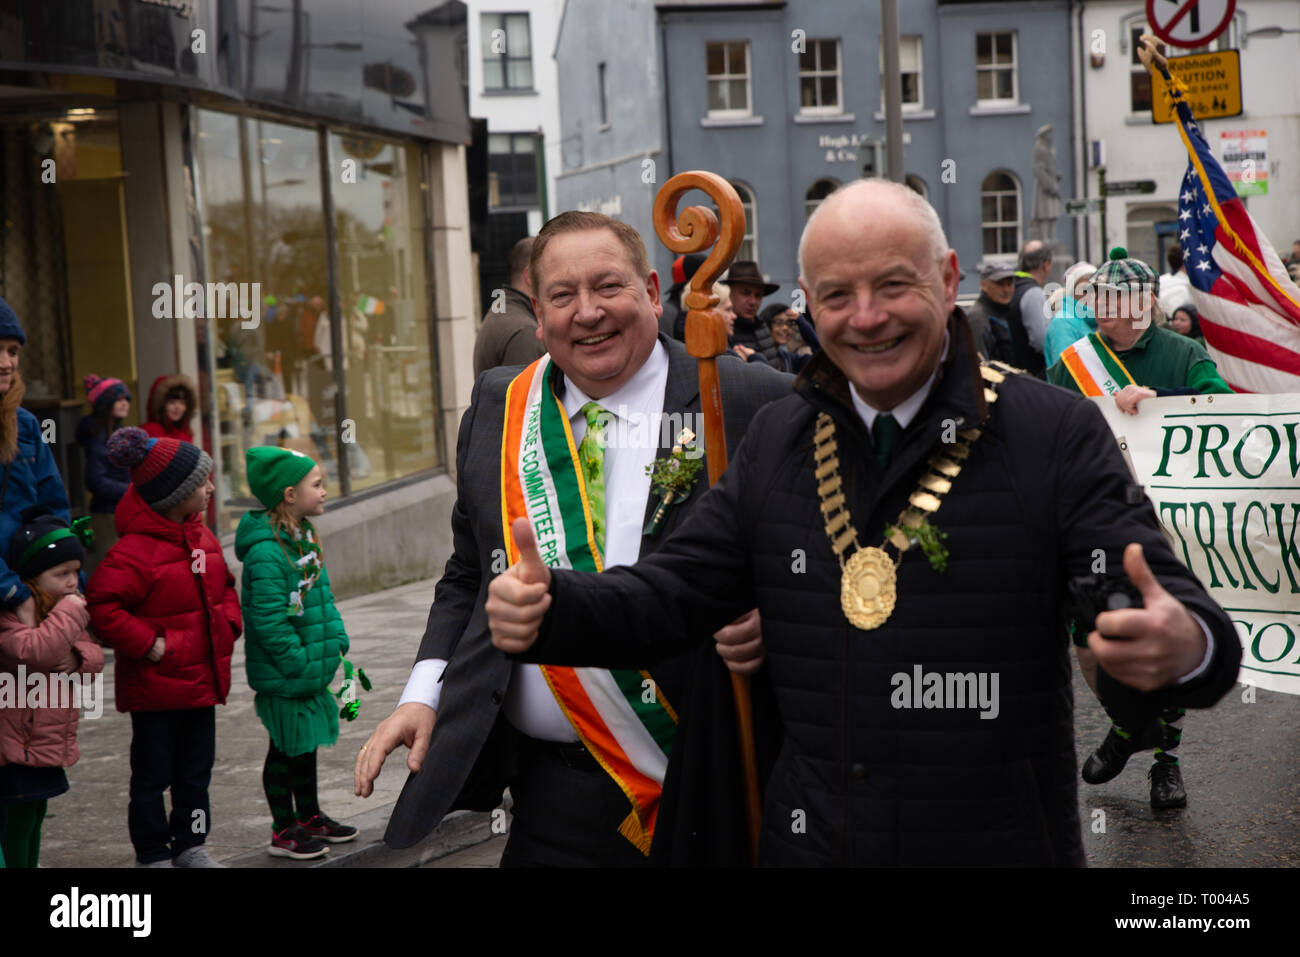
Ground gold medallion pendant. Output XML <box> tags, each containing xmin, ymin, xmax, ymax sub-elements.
<box><xmin>841</xmin><ymin>546</ymin><xmax>897</xmax><ymax>630</ymax></box>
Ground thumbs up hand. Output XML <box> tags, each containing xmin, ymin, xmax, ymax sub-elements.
<box><xmin>1087</xmin><ymin>543</ymin><xmax>1208</xmax><ymax>692</ymax></box>
<box><xmin>488</xmin><ymin>517</ymin><xmax>553</xmax><ymax>654</ymax></box>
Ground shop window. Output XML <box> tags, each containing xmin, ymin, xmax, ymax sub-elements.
<box><xmin>799</xmin><ymin>39</ymin><xmax>841</xmax><ymax>114</ymax></box>
<box><xmin>482</xmin><ymin>12</ymin><xmax>533</xmax><ymax>91</ymax></box>
<box><xmin>976</xmin><ymin>32</ymin><xmax>1018</xmax><ymax>105</ymax></box>
<box><xmin>193</xmin><ymin>110</ymin><xmax>441</xmax><ymax>525</ymax></box>
<box><xmin>489</xmin><ymin>133</ymin><xmax>538</xmax><ymax>208</ymax></box>
<box><xmin>707</xmin><ymin>41</ymin><xmax>751</xmax><ymax>116</ymax></box>
<box><xmin>981</xmin><ymin>171</ymin><xmax>1021</xmax><ymax>256</ymax></box>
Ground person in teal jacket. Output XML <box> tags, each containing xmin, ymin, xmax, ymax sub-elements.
<box><xmin>236</xmin><ymin>446</ymin><xmax>355</xmax><ymax>860</ymax></box>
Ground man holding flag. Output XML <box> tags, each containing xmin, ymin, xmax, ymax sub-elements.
<box><xmin>1135</xmin><ymin>36</ymin><xmax>1300</xmax><ymax>394</ymax></box>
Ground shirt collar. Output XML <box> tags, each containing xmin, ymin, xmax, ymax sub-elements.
<box><xmin>848</xmin><ymin>330</ymin><xmax>948</xmax><ymax>432</ymax></box>
<box><xmin>560</xmin><ymin>339</ymin><xmax>669</xmax><ymax>421</ymax></box>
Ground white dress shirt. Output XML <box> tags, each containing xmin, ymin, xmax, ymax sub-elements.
<box><xmin>399</xmin><ymin>342</ymin><xmax>671</xmax><ymax>740</ymax></box>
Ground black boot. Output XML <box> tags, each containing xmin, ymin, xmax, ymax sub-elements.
<box><xmin>1081</xmin><ymin>726</ymin><xmax>1139</xmax><ymax>784</ymax></box>
<box><xmin>1149</xmin><ymin>760</ymin><xmax>1187</xmax><ymax>809</ymax></box>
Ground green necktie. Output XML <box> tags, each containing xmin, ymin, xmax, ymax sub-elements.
<box><xmin>872</xmin><ymin>413</ymin><xmax>903</xmax><ymax>470</ymax></box>
<box><xmin>577</xmin><ymin>401</ymin><xmax>608</xmax><ymax>558</ymax></box>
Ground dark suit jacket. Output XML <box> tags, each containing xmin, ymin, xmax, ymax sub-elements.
<box><xmin>384</xmin><ymin>335</ymin><xmax>791</xmax><ymax>852</ymax></box>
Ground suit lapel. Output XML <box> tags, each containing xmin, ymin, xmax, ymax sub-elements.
<box><xmin>639</xmin><ymin>337</ymin><xmax>701</xmax><ymax>558</ymax></box>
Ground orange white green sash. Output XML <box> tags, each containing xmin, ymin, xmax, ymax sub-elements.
<box><xmin>1059</xmin><ymin>333</ymin><xmax>1137</xmax><ymax>397</ymax></box>
<box><xmin>499</xmin><ymin>355</ymin><xmax>678</xmax><ymax>855</ymax></box>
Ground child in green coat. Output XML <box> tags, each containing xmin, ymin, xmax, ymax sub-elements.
<box><xmin>236</xmin><ymin>447</ymin><xmax>356</xmax><ymax>860</ymax></box>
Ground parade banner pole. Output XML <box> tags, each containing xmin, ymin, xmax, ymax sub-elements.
<box><xmin>652</xmin><ymin>172</ymin><xmax>762</xmax><ymax>864</ymax></box>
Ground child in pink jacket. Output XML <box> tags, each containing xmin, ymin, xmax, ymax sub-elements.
<box><xmin>0</xmin><ymin>507</ymin><xmax>103</xmax><ymax>868</ymax></box>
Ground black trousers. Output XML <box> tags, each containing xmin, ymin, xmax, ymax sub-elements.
<box><xmin>128</xmin><ymin>707</ymin><xmax>215</xmax><ymax>864</ymax></box>
<box><xmin>499</xmin><ymin>734</ymin><xmax>651</xmax><ymax>869</ymax></box>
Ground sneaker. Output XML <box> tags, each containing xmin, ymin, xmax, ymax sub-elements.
<box><xmin>297</xmin><ymin>812</ymin><xmax>359</xmax><ymax>844</ymax></box>
<box><xmin>1081</xmin><ymin>727</ymin><xmax>1140</xmax><ymax>784</ymax></box>
<box><xmin>268</xmin><ymin>824</ymin><xmax>330</xmax><ymax>860</ymax></box>
<box><xmin>1149</xmin><ymin>761</ymin><xmax>1188</xmax><ymax>809</ymax></box>
<box><xmin>173</xmin><ymin>846</ymin><xmax>226</xmax><ymax>868</ymax></box>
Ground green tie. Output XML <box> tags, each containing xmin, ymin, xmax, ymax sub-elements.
<box><xmin>872</xmin><ymin>413</ymin><xmax>902</xmax><ymax>470</ymax></box>
<box><xmin>577</xmin><ymin>401</ymin><xmax>608</xmax><ymax>558</ymax></box>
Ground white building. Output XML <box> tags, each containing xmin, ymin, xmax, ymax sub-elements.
<box><xmin>465</xmin><ymin>0</ymin><xmax>564</xmax><ymax>244</ymax></box>
<box><xmin>1073</xmin><ymin>1</ymin><xmax>1300</xmax><ymax>272</ymax></box>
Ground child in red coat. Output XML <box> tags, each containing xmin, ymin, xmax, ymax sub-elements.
<box><xmin>86</xmin><ymin>427</ymin><xmax>241</xmax><ymax>868</ymax></box>
<box><xmin>0</xmin><ymin>507</ymin><xmax>103</xmax><ymax>868</ymax></box>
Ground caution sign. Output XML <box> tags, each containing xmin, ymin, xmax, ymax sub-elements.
<box><xmin>1152</xmin><ymin>49</ymin><xmax>1242</xmax><ymax>124</ymax></box>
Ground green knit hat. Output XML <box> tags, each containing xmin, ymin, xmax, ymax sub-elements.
<box><xmin>246</xmin><ymin>447</ymin><xmax>317</xmax><ymax>509</ymax></box>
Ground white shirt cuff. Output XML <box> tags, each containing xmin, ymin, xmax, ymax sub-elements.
<box><xmin>1175</xmin><ymin>613</ymin><xmax>1215</xmax><ymax>685</ymax></box>
<box><xmin>399</xmin><ymin>658</ymin><xmax>448</xmax><ymax>711</ymax></box>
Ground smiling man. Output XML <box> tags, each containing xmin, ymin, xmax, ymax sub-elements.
<box><xmin>486</xmin><ymin>180</ymin><xmax>1241</xmax><ymax>866</ymax></box>
<box><xmin>356</xmin><ymin>210</ymin><xmax>790</xmax><ymax>866</ymax></box>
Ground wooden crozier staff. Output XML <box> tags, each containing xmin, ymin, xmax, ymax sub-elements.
<box><xmin>652</xmin><ymin>172</ymin><xmax>762</xmax><ymax>863</ymax></box>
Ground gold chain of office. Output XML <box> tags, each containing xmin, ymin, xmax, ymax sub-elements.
<box><xmin>814</xmin><ymin>361</ymin><xmax>1018</xmax><ymax>630</ymax></box>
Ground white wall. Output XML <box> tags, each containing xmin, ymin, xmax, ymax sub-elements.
<box><xmin>1079</xmin><ymin>0</ymin><xmax>1299</xmax><ymax>262</ymax></box>
<box><xmin>466</xmin><ymin>0</ymin><xmax>565</xmax><ymax>218</ymax></box>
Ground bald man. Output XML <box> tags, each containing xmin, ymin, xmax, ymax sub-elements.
<box><xmin>485</xmin><ymin>179</ymin><xmax>1241</xmax><ymax>867</ymax></box>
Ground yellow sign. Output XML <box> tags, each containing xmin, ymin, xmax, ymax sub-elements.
<box><xmin>1152</xmin><ymin>49</ymin><xmax>1242</xmax><ymax>124</ymax></box>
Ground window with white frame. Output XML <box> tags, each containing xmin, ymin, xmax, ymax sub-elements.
<box><xmin>975</xmin><ymin>32</ymin><xmax>1017</xmax><ymax>105</ymax></box>
<box><xmin>880</xmin><ymin>36</ymin><xmax>923</xmax><ymax>111</ymax></box>
<box><xmin>799</xmin><ymin>39</ymin><xmax>841</xmax><ymax>113</ymax></box>
<box><xmin>481</xmin><ymin>12</ymin><xmax>533</xmax><ymax>91</ymax></box>
<box><xmin>707</xmin><ymin>41</ymin><xmax>751</xmax><ymax>116</ymax></box>
<box><xmin>805</xmin><ymin>178</ymin><xmax>839</xmax><ymax>221</ymax></box>
<box><xmin>731</xmin><ymin>181</ymin><xmax>757</xmax><ymax>261</ymax></box>
<box><xmin>981</xmin><ymin>171</ymin><xmax>1021</xmax><ymax>256</ymax></box>
<box><xmin>488</xmin><ymin>133</ymin><xmax>538</xmax><ymax>207</ymax></box>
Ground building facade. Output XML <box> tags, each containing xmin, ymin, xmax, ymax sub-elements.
<box><xmin>465</xmin><ymin>0</ymin><xmax>564</xmax><ymax>305</ymax></box>
<box><xmin>1074</xmin><ymin>1</ymin><xmax>1299</xmax><ymax>273</ymax></box>
<box><xmin>556</xmin><ymin>0</ymin><xmax>1077</xmax><ymax>302</ymax></box>
<box><xmin>0</xmin><ymin>0</ymin><xmax>480</xmax><ymax>596</ymax></box>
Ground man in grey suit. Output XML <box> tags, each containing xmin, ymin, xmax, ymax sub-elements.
<box><xmin>355</xmin><ymin>210</ymin><xmax>790</xmax><ymax>866</ymax></box>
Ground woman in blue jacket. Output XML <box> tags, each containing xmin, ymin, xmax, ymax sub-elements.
<box><xmin>0</xmin><ymin>298</ymin><xmax>75</xmax><ymax>624</ymax></box>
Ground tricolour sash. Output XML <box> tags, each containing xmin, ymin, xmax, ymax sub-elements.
<box><xmin>500</xmin><ymin>355</ymin><xmax>678</xmax><ymax>854</ymax></box>
<box><xmin>1059</xmin><ymin>333</ymin><xmax>1136</xmax><ymax>397</ymax></box>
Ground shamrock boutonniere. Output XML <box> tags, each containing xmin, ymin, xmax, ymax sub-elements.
<box><xmin>642</xmin><ymin>428</ymin><xmax>704</xmax><ymax>537</ymax></box>
<box><xmin>883</xmin><ymin>516</ymin><xmax>950</xmax><ymax>573</ymax></box>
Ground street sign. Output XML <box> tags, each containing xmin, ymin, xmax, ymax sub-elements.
<box><xmin>1145</xmin><ymin>0</ymin><xmax>1237</xmax><ymax>50</ymax></box>
<box><xmin>1220</xmin><ymin>129</ymin><xmax>1268</xmax><ymax>196</ymax></box>
<box><xmin>1103</xmin><ymin>180</ymin><xmax>1158</xmax><ymax>196</ymax></box>
<box><xmin>1151</xmin><ymin>49</ymin><xmax>1242</xmax><ymax>124</ymax></box>
<box><xmin>1065</xmin><ymin>198</ymin><xmax>1104</xmax><ymax>215</ymax></box>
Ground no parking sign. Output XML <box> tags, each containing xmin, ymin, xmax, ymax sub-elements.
<box><xmin>1145</xmin><ymin>0</ymin><xmax>1237</xmax><ymax>50</ymax></box>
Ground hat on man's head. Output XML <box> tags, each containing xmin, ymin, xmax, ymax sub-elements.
<box><xmin>8</xmin><ymin>506</ymin><xmax>83</xmax><ymax>580</ymax></box>
<box><xmin>0</xmin><ymin>297</ymin><xmax>26</xmax><ymax>345</ymax></box>
<box><xmin>724</xmin><ymin>261</ymin><xmax>780</xmax><ymax>296</ymax></box>
<box><xmin>84</xmin><ymin>374</ymin><xmax>130</xmax><ymax>413</ymax></box>
<box><xmin>246</xmin><ymin>446</ymin><xmax>317</xmax><ymax>510</ymax></box>
<box><xmin>671</xmin><ymin>253</ymin><xmax>708</xmax><ymax>287</ymax></box>
<box><xmin>107</xmin><ymin>427</ymin><xmax>212</xmax><ymax>514</ymax></box>
<box><xmin>980</xmin><ymin>263</ymin><xmax>1016</xmax><ymax>282</ymax></box>
<box><xmin>1092</xmin><ymin>246</ymin><xmax>1159</xmax><ymax>292</ymax></box>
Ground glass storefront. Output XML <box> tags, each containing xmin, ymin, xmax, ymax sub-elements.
<box><xmin>193</xmin><ymin>108</ymin><xmax>441</xmax><ymax>529</ymax></box>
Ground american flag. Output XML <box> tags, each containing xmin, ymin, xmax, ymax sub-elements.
<box><xmin>1172</xmin><ymin>92</ymin><xmax>1300</xmax><ymax>392</ymax></box>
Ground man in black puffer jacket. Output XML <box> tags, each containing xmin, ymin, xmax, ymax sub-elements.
<box><xmin>487</xmin><ymin>180</ymin><xmax>1241</xmax><ymax>866</ymax></box>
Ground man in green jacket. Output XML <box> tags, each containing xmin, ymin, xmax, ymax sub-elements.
<box><xmin>1047</xmin><ymin>250</ymin><xmax>1232</xmax><ymax>809</ymax></box>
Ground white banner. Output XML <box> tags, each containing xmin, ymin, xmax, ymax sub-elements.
<box><xmin>1093</xmin><ymin>394</ymin><xmax>1300</xmax><ymax>696</ymax></box>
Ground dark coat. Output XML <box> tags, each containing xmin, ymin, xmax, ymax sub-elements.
<box><xmin>527</xmin><ymin>312</ymin><xmax>1242</xmax><ymax>866</ymax></box>
<box><xmin>472</xmin><ymin>286</ymin><xmax>545</xmax><ymax>379</ymax></box>
<box><xmin>731</xmin><ymin>315</ymin><xmax>780</xmax><ymax>365</ymax></box>
<box><xmin>383</xmin><ymin>336</ymin><xmax>793</xmax><ymax>860</ymax></box>
<box><xmin>86</xmin><ymin>485</ymin><xmax>242</xmax><ymax>712</ymax></box>
<box><xmin>75</xmin><ymin>415</ymin><xmax>129</xmax><ymax>514</ymax></box>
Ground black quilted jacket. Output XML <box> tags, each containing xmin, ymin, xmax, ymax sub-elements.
<box><xmin>528</xmin><ymin>312</ymin><xmax>1241</xmax><ymax>866</ymax></box>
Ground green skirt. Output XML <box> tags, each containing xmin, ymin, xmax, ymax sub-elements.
<box><xmin>254</xmin><ymin>690</ymin><xmax>339</xmax><ymax>757</ymax></box>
